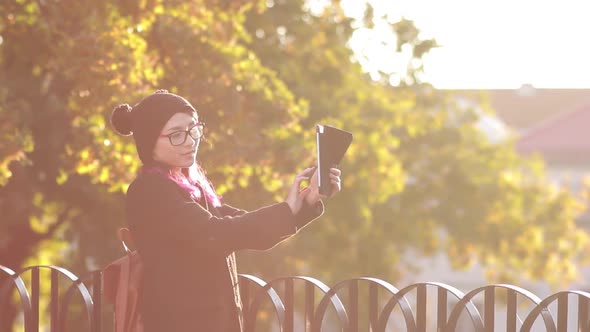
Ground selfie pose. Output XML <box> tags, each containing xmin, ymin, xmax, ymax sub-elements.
<box><xmin>109</xmin><ymin>90</ymin><xmax>342</xmax><ymax>332</ymax></box>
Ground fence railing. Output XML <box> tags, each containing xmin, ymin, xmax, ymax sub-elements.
<box><xmin>1</xmin><ymin>264</ymin><xmax>590</xmax><ymax>331</ymax></box>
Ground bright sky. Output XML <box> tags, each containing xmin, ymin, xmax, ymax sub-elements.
<box><xmin>340</xmin><ymin>0</ymin><xmax>590</xmax><ymax>89</ymax></box>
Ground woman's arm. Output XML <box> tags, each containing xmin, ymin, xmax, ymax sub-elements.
<box><xmin>127</xmin><ymin>174</ymin><xmax>300</xmax><ymax>254</ymax></box>
<box><xmin>217</xmin><ymin>204</ymin><xmax>247</xmax><ymax>217</ymax></box>
<box><xmin>218</xmin><ymin>201</ymin><xmax>323</xmax><ymax>229</ymax></box>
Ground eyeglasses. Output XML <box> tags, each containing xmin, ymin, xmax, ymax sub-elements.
<box><xmin>159</xmin><ymin>123</ymin><xmax>205</xmax><ymax>146</ymax></box>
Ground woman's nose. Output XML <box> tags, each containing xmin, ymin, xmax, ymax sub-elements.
<box><xmin>185</xmin><ymin>135</ymin><xmax>198</xmax><ymax>147</ymax></box>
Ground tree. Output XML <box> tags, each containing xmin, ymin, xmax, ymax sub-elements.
<box><xmin>236</xmin><ymin>0</ymin><xmax>589</xmax><ymax>287</ymax></box>
<box><xmin>0</xmin><ymin>0</ymin><xmax>587</xmax><ymax>330</ymax></box>
<box><xmin>0</xmin><ymin>0</ymin><xmax>306</xmax><ymax>329</ymax></box>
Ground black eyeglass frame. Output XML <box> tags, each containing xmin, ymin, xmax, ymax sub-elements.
<box><xmin>158</xmin><ymin>122</ymin><xmax>205</xmax><ymax>146</ymax></box>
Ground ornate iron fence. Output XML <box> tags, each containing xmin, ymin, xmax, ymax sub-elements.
<box><xmin>1</xmin><ymin>264</ymin><xmax>590</xmax><ymax>331</ymax></box>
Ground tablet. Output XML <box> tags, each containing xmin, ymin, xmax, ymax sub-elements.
<box><xmin>316</xmin><ymin>124</ymin><xmax>353</xmax><ymax>196</ymax></box>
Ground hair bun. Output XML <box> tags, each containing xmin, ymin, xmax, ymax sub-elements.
<box><xmin>110</xmin><ymin>104</ymin><xmax>133</xmax><ymax>136</ymax></box>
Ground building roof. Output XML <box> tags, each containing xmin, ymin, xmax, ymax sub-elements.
<box><xmin>448</xmin><ymin>86</ymin><xmax>590</xmax><ymax>163</ymax></box>
<box><xmin>516</xmin><ymin>104</ymin><xmax>590</xmax><ymax>163</ymax></box>
<box><xmin>451</xmin><ymin>86</ymin><xmax>590</xmax><ymax>130</ymax></box>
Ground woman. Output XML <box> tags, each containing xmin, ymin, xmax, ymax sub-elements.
<box><xmin>110</xmin><ymin>90</ymin><xmax>341</xmax><ymax>332</ymax></box>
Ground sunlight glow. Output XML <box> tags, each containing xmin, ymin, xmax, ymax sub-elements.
<box><xmin>343</xmin><ymin>0</ymin><xmax>590</xmax><ymax>89</ymax></box>
<box><xmin>305</xmin><ymin>0</ymin><xmax>331</xmax><ymax>16</ymax></box>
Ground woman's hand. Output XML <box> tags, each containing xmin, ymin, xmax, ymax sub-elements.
<box><xmin>304</xmin><ymin>167</ymin><xmax>342</xmax><ymax>206</ymax></box>
<box><xmin>284</xmin><ymin>167</ymin><xmax>316</xmax><ymax>214</ymax></box>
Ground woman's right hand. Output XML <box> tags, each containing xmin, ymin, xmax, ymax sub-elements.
<box><xmin>284</xmin><ymin>167</ymin><xmax>315</xmax><ymax>215</ymax></box>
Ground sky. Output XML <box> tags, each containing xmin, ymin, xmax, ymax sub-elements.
<box><xmin>339</xmin><ymin>0</ymin><xmax>590</xmax><ymax>89</ymax></box>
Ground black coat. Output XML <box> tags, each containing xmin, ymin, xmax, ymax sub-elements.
<box><xmin>125</xmin><ymin>172</ymin><xmax>323</xmax><ymax>332</ymax></box>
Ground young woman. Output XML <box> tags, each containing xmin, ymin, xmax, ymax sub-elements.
<box><xmin>110</xmin><ymin>90</ymin><xmax>341</xmax><ymax>332</ymax></box>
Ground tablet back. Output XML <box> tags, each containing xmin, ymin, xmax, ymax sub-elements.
<box><xmin>316</xmin><ymin>124</ymin><xmax>353</xmax><ymax>196</ymax></box>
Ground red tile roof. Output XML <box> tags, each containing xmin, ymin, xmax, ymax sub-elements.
<box><xmin>489</xmin><ymin>88</ymin><xmax>590</xmax><ymax>129</ymax></box>
<box><xmin>449</xmin><ymin>87</ymin><xmax>590</xmax><ymax>129</ymax></box>
<box><xmin>516</xmin><ymin>105</ymin><xmax>590</xmax><ymax>162</ymax></box>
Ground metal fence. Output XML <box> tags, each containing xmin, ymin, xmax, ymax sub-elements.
<box><xmin>2</xmin><ymin>264</ymin><xmax>590</xmax><ymax>331</ymax></box>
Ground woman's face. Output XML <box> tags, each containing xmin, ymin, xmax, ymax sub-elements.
<box><xmin>153</xmin><ymin>112</ymin><xmax>200</xmax><ymax>168</ymax></box>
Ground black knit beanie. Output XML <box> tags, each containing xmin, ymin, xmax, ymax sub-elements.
<box><xmin>110</xmin><ymin>90</ymin><xmax>197</xmax><ymax>165</ymax></box>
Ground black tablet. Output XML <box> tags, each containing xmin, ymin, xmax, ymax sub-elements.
<box><xmin>316</xmin><ymin>124</ymin><xmax>353</xmax><ymax>196</ymax></box>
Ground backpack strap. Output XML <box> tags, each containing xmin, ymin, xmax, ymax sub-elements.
<box><xmin>104</xmin><ymin>228</ymin><xmax>144</xmax><ymax>332</ymax></box>
<box><xmin>115</xmin><ymin>252</ymin><xmax>131</xmax><ymax>332</ymax></box>
<box><xmin>118</xmin><ymin>228</ymin><xmax>134</xmax><ymax>254</ymax></box>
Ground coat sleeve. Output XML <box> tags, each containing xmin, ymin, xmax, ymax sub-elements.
<box><xmin>294</xmin><ymin>200</ymin><xmax>324</xmax><ymax>231</ymax></box>
<box><xmin>218</xmin><ymin>200</ymin><xmax>324</xmax><ymax>230</ymax></box>
<box><xmin>217</xmin><ymin>204</ymin><xmax>247</xmax><ymax>217</ymax></box>
<box><xmin>126</xmin><ymin>174</ymin><xmax>299</xmax><ymax>254</ymax></box>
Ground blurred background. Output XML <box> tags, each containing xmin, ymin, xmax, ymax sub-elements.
<box><xmin>1</xmin><ymin>0</ymin><xmax>589</xmax><ymax>330</ymax></box>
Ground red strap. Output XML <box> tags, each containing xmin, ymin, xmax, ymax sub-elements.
<box><xmin>114</xmin><ymin>254</ymin><xmax>130</xmax><ymax>332</ymax></box>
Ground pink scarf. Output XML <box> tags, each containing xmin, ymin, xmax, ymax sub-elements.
<box><xmin>142</xmin><ymin>164</ymin><xmax>222</xmax><ymax>208</ymax></box>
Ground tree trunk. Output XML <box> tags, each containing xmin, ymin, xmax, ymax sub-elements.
<box><xmin>0</xmin><ymin>162</ymin><xmax>45</xmax><ymax>331</ymax></box>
